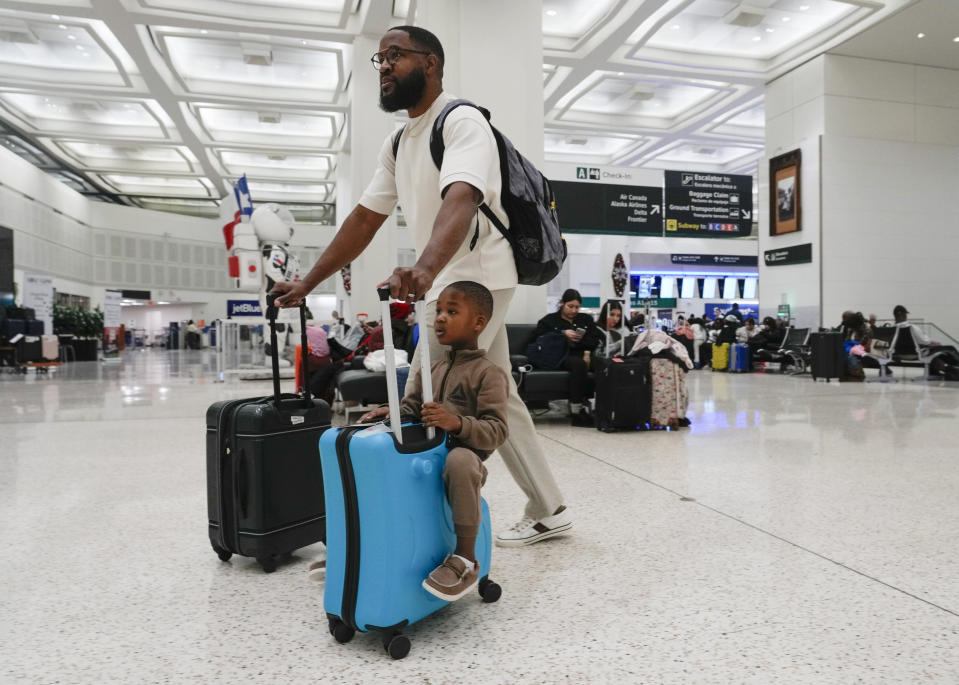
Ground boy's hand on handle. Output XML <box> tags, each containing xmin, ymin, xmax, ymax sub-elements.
<box><xmin>272</xmin><ymin>281</ymin><xmax>311</xmax><ymax>308</ymax></box>
<box><xmin>359</xmin><ymin>406</ymin><xmax>390</xmax><ymax>424</ymax></box>
<box><xmin>421</xmin><ymin>402</ymin><xmax>461</xmax><ymax>433</ymax></box>
<box><xmin>378</xmin><ymin>265</ymin><xmax>434</xmax><ymax>303</ymax></box>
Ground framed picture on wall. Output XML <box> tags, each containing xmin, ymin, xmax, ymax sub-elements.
<box><xmin>769</xmin><ymin>149</ymin><xmax>801</xmax><ymax>236</ymax></box>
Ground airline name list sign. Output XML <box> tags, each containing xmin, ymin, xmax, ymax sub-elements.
<box><xmin>551</xmin><ymin>180</ymin><xmax>663</xmax><ymax>236</ymax></box>
<box><xmin>664</xmin><ymin>171</ymin><xmax>753</xmax><ymax>238</ymax></box>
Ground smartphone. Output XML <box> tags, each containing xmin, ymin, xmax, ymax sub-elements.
<box><xmin>574</xmin><ymin>327</ymin><xmax>586</xmax><ymax>335</ymax></box>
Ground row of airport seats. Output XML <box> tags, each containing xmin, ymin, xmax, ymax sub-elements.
<box><xmin>334</xmin><ymin>324</ymin><xmax>582</xmax><ymax>418</ymax></box>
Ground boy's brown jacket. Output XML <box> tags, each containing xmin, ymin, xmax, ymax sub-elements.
<box><xmin>399</xmin><ymin>349</ymin><xmax>509</xmax><ymax>459</ymax></box>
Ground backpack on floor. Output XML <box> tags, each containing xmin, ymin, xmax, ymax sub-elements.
<box><xmin>393</xmin><ymin>99</ymin><xmax>567</xmax><ymax>286</ymax></box>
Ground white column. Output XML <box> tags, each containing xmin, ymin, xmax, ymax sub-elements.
<box><xmin>337</xmin><ymin>33</ymin><xmax>399</xmax><ymax>321</ymax></box>
<box><xmin>416</xmin><ymin>0</ymin><xmax>548</xmax><ymax>322</ymax></box>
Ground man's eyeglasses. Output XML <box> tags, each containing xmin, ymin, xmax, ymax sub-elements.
<box><xmin>371</xmin><ymin>46</ymin><xmax>431</xmax><ymax>70</ymax></box>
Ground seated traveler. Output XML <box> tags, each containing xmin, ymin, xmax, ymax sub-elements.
<box><xmin>529</xmin><ymin>288</ymin><xmax>603</xmax><ymax>427</ymax></box>
<box><xmin>594</xmin><ymin>300</ymin><xmax>626</xmax><ymax>361</ymax></box>
<box><xmin>358</xmin><ymin>282</ymin><xmax>508</xmax><ymax>601</ymax></box>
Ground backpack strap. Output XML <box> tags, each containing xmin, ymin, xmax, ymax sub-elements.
<box><xmin>391</xmin><ymin>126</ymin><xmax>405</xmax><ymax>159</ymax></box>
<box><xmin>429</xmin><ymin>99</ymin><xmax>495</xmax><ymax>250</ymax></box>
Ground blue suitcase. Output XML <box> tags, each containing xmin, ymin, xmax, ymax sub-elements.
<box><xmin>729</xmin><ymin>343</ymin><xmax>750</xmax><ymax>372</ymax></box>
<box><xmin>321</xmin><ymin>290</ymin><xmax>501</xmax><ymax>660</ymax></box>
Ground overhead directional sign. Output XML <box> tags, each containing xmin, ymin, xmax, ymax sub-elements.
<box><xmin>552</xmin><ymin>180</ymin><xmax>663</xmax><ymax>236</ymax></box>
<box><xmin>664</xmin><ymin>171</ymin><xmax>754</xmax><ymax>238</ymax></box>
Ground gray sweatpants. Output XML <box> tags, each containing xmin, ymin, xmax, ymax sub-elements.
<box><xmin>409</xmin><ymin>288</ymin><xmax>566</xmax><ymax>520</ymax></box>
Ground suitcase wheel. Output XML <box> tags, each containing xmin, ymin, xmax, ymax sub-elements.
<box><xmin>479</xmin><ymin>576</ymin><xmax>502</xmax><ymax>603</ymax></box>
<box><xmin>383</xmin><ymin>632</ymin><xmax>410</xmax><ymax>660</ymax></box>
<box><xmin>328</xmin><ymin>617</ymin><xmax>355</xmax><ymax>644</ymax></box>
<box><xmin>212</xmin><ymin>544</ymin><xmax>232</xmax><ymax>563</ymax></box>
<box><xmin>257</xmin><ymin>556</ymin><xmax>277</xmax><ymax>573</ymax></box>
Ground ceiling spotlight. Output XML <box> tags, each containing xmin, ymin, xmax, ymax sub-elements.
<box><xmin>200</xmin><ymin>29</ymin><xmax>208</xmax><ymax>34</ymax></box>
<box><xmin>617</xmin><ymin>71</ymin><xmax>625</xmax><ymax>76</ymax></box>
<box><xmin>67</xmin><ymin>34</ymin><xmax>76</xmax><ymax>40</ymax></box>
<box><xmin>766</xmin><ymin>27</ymin><xmax>775</xmax><ymax>32</ymax></box>
<box><xmin>752</xmin><ymin>36</ymin><xmax>761</xmax><ymax>41</ymax></box>
<box><xmin>564</xmin><ymin>136</ymin><xmax>588</xmax><ymax>146</ymax></box>
<box><xmin>799</xmin><ymin>4</ymin><xmax>809</xmax><ymax>9</ymax></box>
<box><xmin>546</xmin><ymin>9</ymin><xmax>557</xmax><ymax>16</ymax></box>
<box><xmin>75</xmin><ymin>44</ymin><xmax>84</xmax><ymax>50</ymax></box>
<box><xmin>917</xmin><ymin>32</ymin><xmax>925</xmax><ymax>38</ymax></box>
<box><xmin>51</xmin><ymin>14</ymin><xmax>60</xmax><ymax>20</ymax></box>
<box><xmin>954</xmin><ymin>36</ymin><xmax>959</xmax><ymax>42</ymax></box>
<box><xmin>782</xmin><ymin>16</ymin><xmax>790</xmax><ymax>22</ymax></box>
<box><xmin>671</xmin><ymin>24</ymin><xmax>681</xmax><ymax>30</ymax></box>
<box><xmin>58</xmin><ymin>24</ymin><xmax>67</xmax><ymax>29</ymax></box>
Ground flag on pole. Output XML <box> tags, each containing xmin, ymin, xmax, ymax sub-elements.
<box><xmin>219</xmin><ymin>190</ymin><xmax>241</xmax><ymax>251</ymax></box>
<box><xmin>234</xmin><ymin>174</ymin><xmax>253</xmax><ymax>223</ymax></box>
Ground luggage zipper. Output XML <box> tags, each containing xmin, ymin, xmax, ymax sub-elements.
<box><xmin>334</xmin><ymin>426</ymin><xmax>362</xmax><ymax>632</ymax></box>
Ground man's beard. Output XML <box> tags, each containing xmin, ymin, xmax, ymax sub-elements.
<box><xmin>379</xmin><ymin>67</ymin><xmax>427</xmax><ymax>113</ymax></box>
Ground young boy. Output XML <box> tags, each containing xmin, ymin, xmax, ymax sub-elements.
<box><xmin>359</xmin><ymin>281</ymin><xmax>509</xmax><ymax>601</ymax></box>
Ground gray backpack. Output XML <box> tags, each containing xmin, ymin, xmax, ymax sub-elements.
<box><xmin>392</xmin><ymin>99</ymin><xmax>566</xmax><ymax>286</ymax></box>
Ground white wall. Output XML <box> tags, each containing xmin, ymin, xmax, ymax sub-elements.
<box><xmin>820</xmin><ymin>55</ymin><xmax>959</xmax><ymax>338</ymax></box>
<box><xmin>0</xmin><ymin>143</ymin><xmax>340</xmax><ymax>322</ymax></box>
<box><xmin>760</xmin><ymin>56</ymin><xmax>825</xmax><ymax>329</ymax></box>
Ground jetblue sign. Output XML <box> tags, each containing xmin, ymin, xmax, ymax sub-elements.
<box><xmin>228</xmin><ymin>299</ymin><xmax>262</xmax><ymax>317</ymax></box>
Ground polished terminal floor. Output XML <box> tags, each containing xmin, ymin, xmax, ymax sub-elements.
<box><xmin>2</xmin><ymin>349</ymin><xmax>958</xmax><ymax>684</ymax></box>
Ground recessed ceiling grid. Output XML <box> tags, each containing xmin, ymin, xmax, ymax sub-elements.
<box><xmin>0</xmin><ymin>0</ymin><xmax>922</xmax><ymax>216</ymax></box>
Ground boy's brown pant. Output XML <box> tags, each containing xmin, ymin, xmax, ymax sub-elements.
<box><xmin>443</xmin><ymin>447</ymin><xmax>488</xmax><ymax>538</ymax></box>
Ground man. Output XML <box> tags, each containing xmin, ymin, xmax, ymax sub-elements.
<box><xmin>725</xmin><ymin>302</ymin><xmax>743</xmax><ymax>322</ymax></box>
<box><xmin>272</xmin><ymin>26</ymin><xmax>570</xmax><ymax>546</ymax></box>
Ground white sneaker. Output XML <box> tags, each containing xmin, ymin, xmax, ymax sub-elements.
<box><xmin>495</xmin><ymin>507</ymin><xmax>572</xmax><ymax>547</ymax></box>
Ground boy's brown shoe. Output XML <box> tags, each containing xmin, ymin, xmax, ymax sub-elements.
<box><xmin>422</xmin><ymin>555</ymin><xmax>478</xmax><ymax>601</ymax></box>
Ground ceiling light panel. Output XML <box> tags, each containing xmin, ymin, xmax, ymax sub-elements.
<box><xmin>47</xmin><ymin>140</ymin><xmax>196</xmax><ymax>173</ymax></box>
<box><xmin>654</xmin><ymin>143</ymin><xmax>760</xmax><ymax>166</ymax></box>
<box><xmin>134</xmin><ymin>0</ymin><xmax>354</xmax><ymax>28</ymax></box>
<box><xmin>194</xmin><ymin>105</ymin><xmax>342</xmax><ymax>148</ymax></box>
<box><xmin>542</xmin><ymin>0</ymin><xmax>618</xmax><ymax>38</ymax></box>
<box><xmin>97</xmin><ymin>174</ymin><xmax>215</xmax><ymax>197</ymax></box>
<box><xmin>565</xmin><ymin>74</ymin><xmax>724</xmax><ymax>121</ymax></box>
<box><xmin>134</xmin><ymin>197</ymin><xmax>220</xmax><ymax>217</ymax></box>
<box><xmin>544</xmin><ymin>132</ymin><xmax>637</xmax><ymax>157</ymax></box>
<box><xmin>725</xmin><ymin>103</ymin><xmax>765</xmax><ymax>128</ymax></box>
<box><xmin>0</xmin><ymin>16</ymin><xmax>126</xmax><ymax>86</ymax></box>
<box><xmin>218</xmin><ymin>149</ymin><xmax>335</xmax><ymax>180</ymax></box>
<box><xmin>241</xmin><ymin>180</ymin><xmax>334</xmax><ymax>203</ymax></box>
<box><xmin>640</xmin><ymin>0</ymin><xmax>856</xmax><ymax>59</ymax></box>
<box><xmin>159</xmin><ymin>31</ymin><xmax>345</xmax><ymax>102</ymax></box>
<box><xmin>0</xmin><ymin>94</ymin><xmax>169</xmax><ymax>139</ymax></box>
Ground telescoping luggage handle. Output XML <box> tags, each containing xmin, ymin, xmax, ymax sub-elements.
<box><xmin>377</xmin><ymin>287</ymin><xmax>433</xmax><ymax>445</ymax></box>
<box><xmin>265</xmin><ymin>293</ymin><xmax>312</xmax><ymax>408</ymax></box>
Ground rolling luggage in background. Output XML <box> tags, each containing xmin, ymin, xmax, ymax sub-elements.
<box><xmin>41</xmin><ymin>335</ymin><xmax>59</xmax><ymax>361</ymax></box>
<box><xmin>206</xmin><ymin>296</ymin><xmax>330</xmax><ymax>572</ymax></box>
<box><xmin>593</xmin><ymin>356</ymin><xmax>651</xmax><ymax>432</ymax></box>
<box><xmin>322</xmin><ymin>289</ymin><xmax>500</xmax><ymax>660</ymax></box>
<box><xmin>728</xmin><ymin>343</ymin><xmax>750</xmax><ymax>373</ymax></box>
<box><xmin>649</xmin><ymin>358</ymin><xmax>690</xmax><ymax>429</ymax></box>
<box><xmin>2</xmin><ymin>318</ymin><xmax>26</xmax><ymax>339</ymax></box>
<box><xmin>712</xmin><ymin>342</ymin><xmax>730</xmax><ymax>371</ymax></box>
<box><xmin>809</xmin><ymin>331</ymin><xmax>844</xmax><ymax>381</ymax></box>
<box><xmin>17</xmin><ymin>336</ymin><xmax>42</xmax><ymax>363</ymax></box>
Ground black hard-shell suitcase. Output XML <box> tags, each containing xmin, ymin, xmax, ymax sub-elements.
<box><xmin>809</xmin><ymin>331</ymin><xmax>843</xmax><ymax>381</ymax></box>
<box><xmin>594</xmin><ymin>356</ymin><xmax>652</xmax><ymax>432</ymax></box>
<box><xmin>206</xmin><ymin>296</ymin><xmax>330</xmax><ymax>572</ymax></box>
<box><xmin>26</xmin><ymin>319</ymin><xmax>44</xmax><ymax>336</ymax></box>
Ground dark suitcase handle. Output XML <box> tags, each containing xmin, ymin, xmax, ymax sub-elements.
<box><xmin>265</xmin><ymin>293</ymin><xmax>312</xmax><ymax>409</ymax></box>
<box><xmin>237</xmin><ymin>448</ymin><xmax>249</xmax><ymax>520</ymax></box>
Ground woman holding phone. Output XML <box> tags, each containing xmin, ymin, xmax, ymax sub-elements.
<box><xmin>529</xmin><ymin>289</ymin><xmax>603</xmax><ymax>426</ymax></box>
